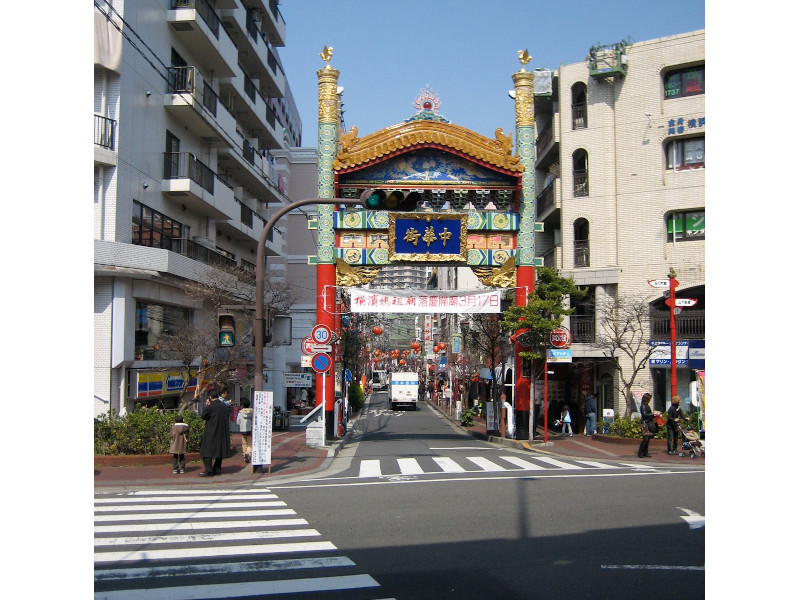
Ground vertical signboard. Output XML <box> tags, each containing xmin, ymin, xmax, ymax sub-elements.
<box><xmin>252</xmin><ymin>391</ymin><xmax>273</xmax><ymax>469</ymax></box>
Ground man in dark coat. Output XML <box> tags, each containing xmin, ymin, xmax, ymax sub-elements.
<box><xmin>583</xmin><ymin>392</ymin><xmax>598</xmax><ymax>436</ymax></box>
<box><xmin>199</xmin><ymin>384</ymin><xmax>232</xmax><ymax>476</ymax></box>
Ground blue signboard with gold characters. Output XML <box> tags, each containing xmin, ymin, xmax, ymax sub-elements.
<box><xmin>389</xmin><ymin>213</ymin><xmax>467</xmax><ymax>262</ymax></box>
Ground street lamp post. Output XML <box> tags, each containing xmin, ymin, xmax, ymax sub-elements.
<box><xmin>254</xmin><ymin>197</ymin><xmax>365</xmax><ymax>392</ymax></box>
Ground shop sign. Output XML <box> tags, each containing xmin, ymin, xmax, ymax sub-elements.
<box><xmin>649</xmin><ymin>341</ymin><xmax>689</xmax><ymax>366</ymax></box>
<box><xmin>546</xmin><ymin>349</ymin><xmax>572</xmax><ymax>363</ymax></box>
<box><xmin>284</xmin><ymin>372</ymin><xmax>313</xmax><ymax>388</ymax></box>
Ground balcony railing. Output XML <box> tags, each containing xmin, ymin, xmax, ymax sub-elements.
<box><xmin>571</xmin><ymin>315</ymin><xmax>595</xmax><ymax>343</ymax></box>
<box><xmin>167</xmin><ymin>65</ymin><xmax>194</xmax><ymax>94</ymax></box>
<box><xmin>242</xmin><ymin>139</ymin><xmax>255</xmax><ymax>164</ymax></box>
<box><xmin>171</xmin><ymin>0</ymin><xmax>220</xmax><ymax>38</ymax></box>
<box><xmin>574</xmin><ymin>169</ymin><xmax>588</xmax><ymax>197</ymax></box>
<box><xmin>542</xmin><ymin>247</ymin><xmax>556</xmax><ymax>269</ymax></box>
<box><xmin>94</xmin><ymin>114</ymin><xmax>116</xmax><ymax>150</ymax></box>
<box><xmin>176</xmin><ymin>238</ymin><xmax>236</xmax><ymax>269</ymax></box>
<box><xmin>574</xmin><ymin>240</ymin><xmax>589</xmax><ymax>267</ymax></box>
<box><xmin>240</xmin><ymin>202</ymin><xmax>254</xmax><ymax>228</ymax></box>
<box><xmin>650</xmin><ymin>310</ymin><xmax>705</xmax><ymax>340</ymax></box>
<box><xmin>572</xmin><ymin>104</ymin><xmax>587</xmax><ymax>129</ymax></box>
<box><xmin>535</xmin><ymin>121</ymin><xmax>553</xmax><ymax>156</ymax></box>
<box><xmin>163</xmin><ymin>152</ymin><xmax>215</xmax><ymax>194</ymax></box>
<box><xmin>536</xmin><ymin>181</ymin><xmax>555</xmax><ymax>217</ymax></box>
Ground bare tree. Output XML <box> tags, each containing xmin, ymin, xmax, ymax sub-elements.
<box><xmin>593</xmin><ymin>294</ymin><xmax>657</xmax><ymax>416</ymax></box>
<box><xmin>155</xmin><ymin>264</ymin><xmax>298</xmax><ymax>413</ymax></box>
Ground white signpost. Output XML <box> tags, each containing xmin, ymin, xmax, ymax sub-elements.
<box><xmin>647</xmin><ymin>279</ymin><xmax>670</xmax><ymax>288</ymax></box>
<box><xmin>252</xmin><ymin>391</ymin><xmax>273</xmax><ymax>473</ymax></box>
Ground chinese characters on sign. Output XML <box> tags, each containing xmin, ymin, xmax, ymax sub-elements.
<box><xmin>251</xmin><ymin>391</ymin><xmax>273</xmax><ymax>468</ymax></box>
<box><xmin>350</xmin><ymin>289</ymin><xmax>502</xmax><ymax>314</ymax></box>
<box><xmin>390</xmin><ymin>214</ymin><xmax>467</xmax><ymax>262</ymax></box>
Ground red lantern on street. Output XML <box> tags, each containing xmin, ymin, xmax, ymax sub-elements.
<box><xmin>373</xmin><ymin>349</ymin><xmax>380</xmax><ymax>358</ymax></box>
<box><xmin>399</xmin><ymin>359</ymin><xmax>406</xmax><ymax>366</ymax></box>
<box><xmin>439</xmin><ymin>343</ymin><xmax>446</xmax><ymax>352</ymax></box>
<box><xmin>372</xmin><ymin>326</ymin><xmax>383</xmax><ymax>335</ymax></box>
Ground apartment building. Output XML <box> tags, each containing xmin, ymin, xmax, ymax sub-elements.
<box><xmin>533</xmin><ymin>30</ymin><xmax>705</xmax><ymax>415</ymax></box>
<box><xmin>93</xmin><ymin>0</ymin><xmax>303</xmax><ymax>417</ymax></box>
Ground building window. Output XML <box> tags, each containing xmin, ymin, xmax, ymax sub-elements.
<box><xmin>134</xmin><ymin>301</ymin><xmax>192</xmax><ymax>360</ymax></box>
<box><xmin>666</xmin><ymin>137</ymin><xmax>704</xmax><ymax>170</ymax></box>
<box><xmin>667</xmin><ymin>210</ymin><xmax>705</xmax><ymax>242</ymax></box>
<box><xmin>574</xmin><ymin>218</ymin><xmax>590</xmax><ymax>267</ymax></box>
<box><xmin>664</xmin><ymin>65</ymin><xmax>704</xmax><ymax>99</ymax></box>
<box><xmin>571</xmin><ymin>83</ymin><xmax>587</xmax><ymax>129</ymax></box>
<box><xmin>132</xmin><ymin>201</ymin><xmax>184</xmax><ymax>252</ymax></box>
<box><xmin>573</xmin><ymin>150</ymin><xmax>588</xmax><ymax>197</ymax></box>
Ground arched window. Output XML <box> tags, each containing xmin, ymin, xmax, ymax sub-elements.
<box><xmin>571</xmin><ymin>83</ymin><xmax>587</xmax><ymax>129</ymax></box>
<box><xmin>573</xmin><ymin>150</ymin><xmax>588</xmax><ymax>197</ymax></box>
<box><xmin>574</xmin><ymin>218</ymin><xmax>589</xmax><ymax>268</ymax></box>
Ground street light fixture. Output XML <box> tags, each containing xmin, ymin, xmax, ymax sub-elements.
<box><xmin>254</xmin><ymin>197</ymin><xmax>367</xmax><ymax>392</ymax></box>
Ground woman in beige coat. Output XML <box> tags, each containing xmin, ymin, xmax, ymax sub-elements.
<box><xmin>236</xmin><ymin>398</ymin><xmax>253</xmax><ymax>463</ymax></box>
<box><xmin>169</xmin><ymin>415</ymin><xmax>189</xmax><ymax>474</ymax></box>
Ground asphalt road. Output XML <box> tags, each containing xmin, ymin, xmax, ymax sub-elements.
<box><xmin>268</xmin><ymin>392</ymin><xmax>705</xmax><ymax>599</ymax></box>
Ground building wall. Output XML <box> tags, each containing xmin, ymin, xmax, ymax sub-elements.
<box><xmin>545</xmin><ymin>30</ymin><xmax>705</xmax><ymax>414</ymax></box>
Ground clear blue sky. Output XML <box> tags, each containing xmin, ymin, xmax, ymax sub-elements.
<box><xmin>277</xmin><ymin>0</ymin><xmax>705</xmax><ymax>144</ymax></box>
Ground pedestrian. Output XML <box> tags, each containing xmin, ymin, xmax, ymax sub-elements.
<box><xmin>666</xmin><ymin>394</ymin><xmax>683</xmax><ymax>455</ymax></box>
<box><xmin>219</xmin><ymin>386</ymin><xmax>233</xmax><ymax>418</ymax></box>
<box><xmin>559</xmin><ymin>405</ymin><xmax>573</xmax><ymax>436</ymax></box>
<box><xmin>583</xmin><ymin>392</ymin><xmax>597</xmax><ymax>436</ymax></box>
<box><xmin>637</xmin><ymin>393</ymin><xmax>661</xmax><ymax>458</ymax></box>
<box><xmin>169</xmin><ymin>414</ymin><xmax>189</xmax><ymax>474</ymax></box>
<box><xmin>199</xmin><ymin>384</ymin><xmax>232</xmax><ymax>477</ymax></box>
<box><xmin>236</xmin><ymin>397</ymin><xmax>253</xmax><ymax>463</ymax></box>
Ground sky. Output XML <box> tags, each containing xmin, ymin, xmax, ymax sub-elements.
<box><xmin>276</xmin><ymin>0</ymin><xmax>706</xmax><ymax>144</ymax></box>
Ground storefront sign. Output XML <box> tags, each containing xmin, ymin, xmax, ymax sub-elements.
<box><xmin>649</xmin><ymin>341</ymin><xmax>689</xmax><ymax>366</ymax></box>
<box><xmin>284</xmin><ymin>372</ymin><xmax>313</xmax><ymax>388</ymax></box>
<box><xmin>546</xmin><ymin>349</ymin><xmax>572</xmax><ymax>363</ymax></box>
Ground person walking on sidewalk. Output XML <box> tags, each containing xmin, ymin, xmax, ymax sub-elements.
<box><xmin>559</xmin><ymin>406</ymin><xmax>573</xmax><ymax>436</ymax></box>
<box><xmin>236</xmin><ymin>397</ymin><xmax>253</xmax><ymax>463</ymax></box>
<box><xmin>169</xmin><ymin>415</ymin><xmax>189</xmax><ymax>474</ymax></box>
<box><xmin>638</xmin><ymin>393</ymin><xmax>660</xmax><ymax>458</ymax></box>
<box><xmin>199</xmin><ymin>384</ymin><xmax>232</xmax><ymax>477</ymax></box>
<box><xmin>583</xmin><ymin>392</ymin><xmax>597</xmax><ymax>436</ymax></box>
<box><xmin>666</xmin><ymin>395</ymin><xmax>683</xmax><ymax>455</ymax></box>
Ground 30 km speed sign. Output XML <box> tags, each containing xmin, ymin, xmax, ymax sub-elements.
<box><xmin>311</xmin><ymin>324</ymin><xmax>332</xmax><ymax>344</ymax></box>
<box><xmin>549</xmin><ymin>327</ymin><xmax>572</xmax><ymax>349</ymax></box>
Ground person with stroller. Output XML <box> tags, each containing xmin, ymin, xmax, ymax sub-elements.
<box><xmin>666</xmin><ymin>394</ymin><xmax>683</xmax><ymax>455</ymax></box>
<box><xmin>638</xmin><ymin>393</ymin><xmax>661</xmax><ymax>458</ymax></box>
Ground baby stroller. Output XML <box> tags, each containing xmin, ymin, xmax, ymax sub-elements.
<box><xmin>678</xmin><ymin>426</ymin><xmax>705</xmax><ymax>459</ymax></box>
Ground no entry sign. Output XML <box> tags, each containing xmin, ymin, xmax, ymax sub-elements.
<box><xmin>549</xmin><ymin>327</ymin><xmax>571</xmax><ymax>349</ymax></box>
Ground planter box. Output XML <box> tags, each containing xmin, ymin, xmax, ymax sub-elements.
<box><xmin>592</xmin><ymin>434</ymin><xmax>666</xmax><ymax>447</ymax></box>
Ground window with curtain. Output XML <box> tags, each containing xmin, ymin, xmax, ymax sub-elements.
<box><xmin>666</xmin><ymin>137</ymin><xmax>704</xmax><ymax>170</ymax></box>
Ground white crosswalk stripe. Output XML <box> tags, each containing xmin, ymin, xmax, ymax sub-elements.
<box><xmin>353</xmin><ymin>454</ymin><xmax>624</xmax><ymax>478</ymax></box>
<box><xmin>94</xmin><ymin>489</ymin><xmax>390</xmax><ymax>600</ymax></box>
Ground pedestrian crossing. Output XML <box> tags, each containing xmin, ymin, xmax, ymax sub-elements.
<box><xmin>356</xmin><ymin>454</ymin><xmax>620</xmax><ymax>478</ymax></box>
<box><xmin>94</xmin><ymin>488</ymin><xmax>392</xmax><ymax>600</ymax></box>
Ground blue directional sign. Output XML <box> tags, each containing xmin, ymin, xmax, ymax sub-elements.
<box><xmin>311</xmin><ymin>352</ymin><xmax>332</xmax><ymax>373</ymax></box>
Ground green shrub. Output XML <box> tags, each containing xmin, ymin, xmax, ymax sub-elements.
<box><xmin>460</xmin><ymin>409</ymin><xmax>475</xmax><ymax>427</ymax></box>
<box><xmin>606</xmin><ymin>413</ymin><xmax>697</xmax><ymax>440</ymax></box>
<box><xmin>94</xmin><ymin>407</ymin><xmax>205</xmax><ymax>455</ymax></box>
<box><xmin>348</xmin><ymin>380</ymin><xmax>365</xmax><ymax>413</ymax></box>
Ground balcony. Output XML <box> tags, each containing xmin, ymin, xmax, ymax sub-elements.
<box><xmin>216</xmin><ymin>199</ymin><xmax>266</xmax><ymax>247</ymax></box>
<box><xmin>167</xmin><ymin>0</ymin><xmax>237</xmax><ymax>77</ymax></box>
<box><xmin>243</xmin><ymin>0</ymin><xmax>286</xmax><ymax>47</ymax></box>
<box><xmin>536</xmin><ymin>179</ymin><xmax>560</xmax><ymax>222</ymax></box>
<box><xmin>217</xmin><ymin>137</ymin><xmax>284</xmax><ymax>203</ymax></box>
<box><xmin>178</xmin><ymin>238</ymin><xmax>237</xmax><ymax>269</ymax></box>
<box><xmin>650</xmin><ymin>310</ymin><xmax>705</xmax><ymax>340</ymax></box>
<box><xmin>540</xmin><ymin>245</ymin><xmax>561</xmax><ymax>270</ymax></box>
<box><xmin>570</xmin><ymin>315</ymin><xmax>595</xmax><ymax>344</ymax></box>
<box><xmin>164</xmin><ymin>67</ymin><xmax>236</xmax><ymax>146</ymax></box>
<box><xmin>534</xmin><ymin>113</ymin><xmax>559</xmax><ymax>167</ymax></box>
<box><xmin>573</xmin><ymin>170</ymin><xmax>588</xmax><ymax>197</ymax></box>
<box><xmin>218</xmin><ymin>63</ymin><xmax>282</xmax><ymax>149</ymax></box>
<box><xmin>219</xmin><ymin>6</ymin><xmax>286</xmax><ymax>99</ymax></box>
<box><xmin>161</xmin><ymin>152</ymin><xmax>238</xmax><ymax>220</ymax></box>
<box><xmin>574</xmin><ymin>240</ymin><xmax>589</xmax><ymax>268</ymax></box>
<box><xmin>94</xmin><ymin>114</ymin><xmax>117</xmax><ymax>166</ymax></box>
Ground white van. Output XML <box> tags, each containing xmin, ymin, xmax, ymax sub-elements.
<box><xmin>371</xmin><ymin>370</ymin><xmax>388</xmax><ymax>391</ymax></box>
<box><xmin>389</xmin><ymin>371</ymin><xmax>419</xmax><ymax>410</ymax></box>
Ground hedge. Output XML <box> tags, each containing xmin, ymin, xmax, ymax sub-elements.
<box><xmin>94</xmin><ymin>407</ymin><xmax>205</xmax><ymax>456</ymax></box>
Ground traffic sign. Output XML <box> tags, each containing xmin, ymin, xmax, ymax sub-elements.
<box><xmin>675</xmin><ymin>298</ymin><xmax>698</xmax><ymax>307</ymax></box>
<box><xmin>311</xmin><ymin>352</ymin><xmax>332</xmax><ymax>373</ymax></box>
<box><xmin>302</xmin><ymin>336</ymin><xmax>332</xmax><ymax>355</ymax></box>
<box><xmin>549</xmin><ymin>327</ymin><xmax>571</xmax><ymax>349</ymax></box>
<box><xmin>673</xmin><ymin>307</ymin><xmax>682</xmax><ymax>315</ymax></box>
<box><xmin>311</xmin><ymin>324</ymin><xmax>332</xmax><ymax>344</ymax></box>
<box><xmin>648</xmin><ymin>279</ymin><xmax>671</xmax><ymax>288</ymax></box>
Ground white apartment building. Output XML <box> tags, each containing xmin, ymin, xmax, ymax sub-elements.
<box><xmin>533</xmin><ymin>30</ymin><xmax>705</xmax><ymax>416</ymax></box>
<box><xmin>93</xmin><ymin>0</ymin><xmax>305</xmax><ymax>417</ymax></box>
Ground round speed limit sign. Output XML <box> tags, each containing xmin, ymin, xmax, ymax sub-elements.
<box><xmin>311</xmin><ymin>324</ymin><xmax>332</xmax><ymax>344</ymax></box>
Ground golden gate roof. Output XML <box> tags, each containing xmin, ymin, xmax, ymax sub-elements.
<box><xmin>333</xmin><ymin>120</ymin><xmax>523</xmax><ymax>175</ymax></box>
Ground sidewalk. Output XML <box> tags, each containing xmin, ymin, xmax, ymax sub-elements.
<box><xmin>95</xmin><ymin>399</ymin><xmax>703</xmax><ymax>490</ymax></box>
<box><xmin>430</xmin><ymin>400</ymin><xmax>705</xmax><ymax>466</ymax></box>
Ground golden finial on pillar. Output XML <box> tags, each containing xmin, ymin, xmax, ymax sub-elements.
<box><xmin>319</xmin><ymin>46</ymin><xmax>334</xmax><ymax>68</ymax></box>
<box><xmin>517</xmin><ymin>49</ymin><xmax>532</xmax><ymax>71</ymax></box>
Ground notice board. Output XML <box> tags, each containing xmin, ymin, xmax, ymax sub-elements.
<box><xmin>252</xmin><ymin>391</ymin><xmax>273</xmax><ymax>468</ymax></box>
